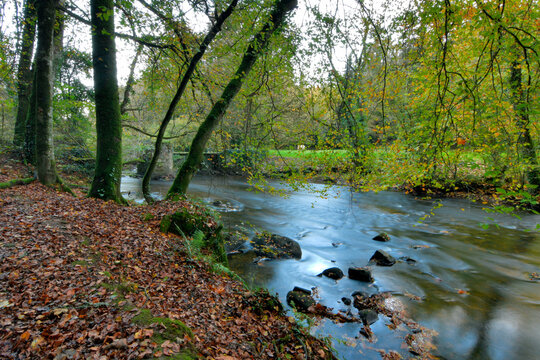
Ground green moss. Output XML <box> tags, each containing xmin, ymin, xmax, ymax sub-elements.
<box><xmin>100</xmin><ymin>281</ymin><xmax>137</xmax><ymax>296</ymax></box>
<box><xmin>71</xmin><ymin>260</ymin><xmax>90</xmax><ymax>266</ymax></box>
<box><xmin>160</xmin><ymin>205</ymin><xmax>228</xmax><ymax>266</ymax></box>
<box><xmin>0</xmin><ymin>177</ymin><xmax>34</xmax><ymax>189</ymax></box>
<box><xmin>160</xmin><ymin>214</ymin><xmax>172</xmax><ymax>233</ymax></box>
<box><xmin>80</xmin><ymin>237</ymin><xmax>91</xmax><ymax>246</ymax></box>
<box><xmin>132</xmin><ymin>309</ymin><xmax>193</xmax><ymax>341</ymax></box>
<box><xmin>142</xmin><ymin>212</ymin><xmax>156</xmax><ymax>221</ymax></box>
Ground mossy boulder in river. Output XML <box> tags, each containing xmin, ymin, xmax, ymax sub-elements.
<box><xmin>286</xmin><ymin>287</ymin><xmax>315</xmax><ymax>312</ymax></box>
<box><xmin>251</xmin><ymin>232</ymin><xmax>302</xmax><ymax>259</ymax></box>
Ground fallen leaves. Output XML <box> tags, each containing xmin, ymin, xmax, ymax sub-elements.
<box><xmin>0</xmin><ymin>175</ymin><xmax>335</xmax><ymax>359</ymax></box>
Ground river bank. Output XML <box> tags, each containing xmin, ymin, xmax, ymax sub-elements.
<box><xmin>120</xmin><ymin>174</ymin><xmax>540</xmax><ymax>360</ymax></box>
<box><xmin>190</xmin><ymin>150</ymin><xmax>539</xmax><ymax>213</ymax></box>
<box><xmin>0</xmin><ymin>153</ymin><xmax>336</xmax><ymax>359</ymax></box>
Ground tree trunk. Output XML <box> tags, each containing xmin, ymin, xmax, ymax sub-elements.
<box><xmin>35</xmin><ymin>0</ymin><xmax>61</xmax><ymax>185</ymax></box>
<box><xmin>142</xmin><ymin>0</ymin><xmax>239</xmax><ymax>203</ymax></box>
<box><xmin>510</xmin><ymin>48</ymin><xmax>539</xmax><ymax>189</ymax></box>
<box><xmin>13</xmin><ymin>0</ymin><xmax>37</xmax><ymax>148</ymax></box>
<box><xmin>88</xmin><ymin>0</ymin><xmax>124</xmax><ymax>203</ymax></box>
<box><xmin>120</xmin><ymin>43</ymin><xmax>143</xmax><ymax>116</ymax></box>
<box><xmin>167</xmin><ymin>0</ymin><xmax>298</xmax><ymax>199</ymax></box>
<box><xmin>24</xmin><ymin>65</ymin><xmax>37</xmax><ymax>164</ymax></box>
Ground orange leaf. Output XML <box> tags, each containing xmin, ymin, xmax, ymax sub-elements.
<box><xmin>20</xmin><ymin>331</ymin><xmax>31</xmax><ymax>341</ymax></box>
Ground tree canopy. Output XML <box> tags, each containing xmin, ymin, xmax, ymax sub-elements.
<box><xmin>0</xmin><ymin>0</ymin><xmax>537</xmax><ymax>205</ymax></box>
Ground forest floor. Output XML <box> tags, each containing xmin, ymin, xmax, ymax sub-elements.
<box><xmin>0</xmin><ymin>152</ymin><xmax>336</xmax><ymax>360</ymax></box>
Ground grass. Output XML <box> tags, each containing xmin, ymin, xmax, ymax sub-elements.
<box><xmin>268</xmin><ymin>149</ymin><xmax>349</xmax><ymax>160</ymax></box>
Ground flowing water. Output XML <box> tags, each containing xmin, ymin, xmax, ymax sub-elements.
<box><xmin>121</xmin><ymin>175</ymin><xmax>540</xmax><ymax>359</ymax></box>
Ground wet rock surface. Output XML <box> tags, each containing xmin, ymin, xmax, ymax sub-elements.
<box><xmin>318</xmin><ymin>267</ymin><xmax>344</xmax><ymax>280</ymax></box>
<box><xmin>348</xmin><ymin>267</ymin><xmax>374</xmax><ymax>282</ymax></box>
<box><xmin>369</xmin><ymin>250</ymin><xmax>396</xmax><ymax>266</ymax></box>
<box><xmin>251</xmin><ymin>232</ymin><xmax>302</xmax><ymax>259</ymax></box>
<box><xmin>372</xmin><ymin>232</ymin><xmax>390</xmax><ymax>242</ymax></box>
<box><xmin>358</xmin><ymin>309</ymin><xmax>379</xmax><ymax>325</ymax></box>
<box><xmin>286</xmin><ymin>289</ymin><xmax>315</xmax><ymax>312</ymax></box>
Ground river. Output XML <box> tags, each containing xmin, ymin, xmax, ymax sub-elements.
<box><xmin>121</xmin><ymin>175</ymin><xmax>540</xmax><ymax>360</ymax></box>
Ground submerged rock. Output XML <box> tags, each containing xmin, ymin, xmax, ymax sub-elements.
<box><xmin>400</xmin><ymin>256</ymin><xmax>417</xmax><ymax>265</ymax></box>
<box><xmin>348</xmin><ymin>267</ymin><xmax>374</xmax><ymax>282</ymax></box>
<box><xmin>286</xmin><ymin>289</ymin><xmax>315</xmax><ymax>312</ymax></box>
<box><xmin>369</xmin><ymin>250</ymin><xmax>396</xmax><ymax>266</ymax></box>
<box><xmin>351</xmin><ymin>290</ymin><xmax>369</xmax><ymax>298</ymax></box>
<box><xmin>341</xmin><ymin>297</ymin><xmax>352</xmax><ymax>306</ymax></box>
<box><xmin>373</xmin><ymin>232</ymin><xmax>390</xmax><ymax>242</ymax></box>
<box><xmin>358</xmin><ymin>309</ymin><xmax>379</xmax><ymax>325</ymax></box>
<box><xmin>251</xmin><ymin>232</ymin><xmax>302</xmax><ymax>260</ymax></box>
<box><xmin>317</xmin><ymin>267</ymin><xmax>344</xmax><ymax>280</ymax></box>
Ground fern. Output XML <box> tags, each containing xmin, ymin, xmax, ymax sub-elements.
<box><xmin>191</xmin><ymin>230</ymin><xmax>205</xmax><ymax>253</ymax></box>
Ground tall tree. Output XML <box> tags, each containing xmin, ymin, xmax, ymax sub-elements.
<box><xmin>142</xmin><ymin>0</ymin><xmax>239</xmax><ymax>203</ymax></box>
<box><xmin>510</xmin><ymin>46</ymin><xmax>539</xmax><ymax>189</ymax></box>
<box><xmin>23</xmin><ymin>66</ymin><xmax>37</xmax><ymax>164</ymax></box>
<box><xmin>167</xmin><ymin>0</ymin><xmax>298</xmax><ymax>198</ymax></box>
<box><xmin>13</xmin><ymin>0</ymin><xmax>36</xmax><ymax>148</ymax></box>
<box><xmin>34</xmin><ymin>0</ymin><xmax>61</xmax><ymax>184</ymax></box>
<box><xmin>88</xmin><ymin>0</ymin><xmax>124</xmax><ymax>203</ymax></box>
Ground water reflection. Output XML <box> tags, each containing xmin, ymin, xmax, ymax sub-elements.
<box><xmin>121</xmin><ymin>175</ymin><xmax>540</xmax><ymax>360</ymax></box>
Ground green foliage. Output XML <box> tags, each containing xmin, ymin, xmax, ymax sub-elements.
<box><xmin>132</xmin><ymin>309</ymin><xmax>197</xmax><ymax>359</ymax></box>
<box><xmin>132</xmin><ymin>309</ymin><xmax>193</xmax><ymax>340</ymax></box>
<box><xmin>221</xmin><ymin>148</ymin><xmax>268</xmax><ymax>172</ymax></box>
<box><xmin>0</xmin><ymin>177</ymin><xmax>34</xmax><ymax>189</ymax></box>
<box><xmin>141</xmin><ymin>212</ymin><xmax>155</xmax><ymax>221</ymax></box>
<box><xmin>160</xmin><ymin>204</ymin><xmax>228</xmax><ymax>265</ymax></box>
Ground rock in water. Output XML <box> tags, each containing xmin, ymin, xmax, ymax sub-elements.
<box><xmin>358</xmin><ymin>309</ymin><xmax>379</xmax><ymax>325</ymax></box>
<box><xmin>251</xmin><ymin>232</ymin><xmax>302</xmax><ymax>259</ymax></box>
<box><xmin>292</xmin><ymin>286</ymin><xmax>311</xmax><ymax>295</ymax></box>
<box><xmin>286</xmin><ymin>289</ymin><xmax>315</xmax><ymax>312</ymax></box>
<box><xmin>317</xmin><ymin>267</ymin><xmax>344</xmax><ymax>280</ymax></box>
<box><xmin>369</xmin><ymin>250</ymin><xmax>396</xmax><ymax>266</ymax></box>
<box><xmin>341</xmin><ymin>297</ymin><xmax>352</xmax><ymax>306</ymax></box>
<box><xmin>348</xmin><ymin>267</ymin><xmax>374</xmax><ymax>282</ymax></box>
<box><xmin>351</xmin><ymin>291</ymin><xmax>369</xmax><ymax>298</ymax></box>
<box><xmin>399</xmin><ymin>256</ymin><xmax>417</xmax><ymax>265</ymax></box>
<box><xmin>373</xmin><ymin>232</ymin><xmax>390</xmax><ymax>242</ymax></box>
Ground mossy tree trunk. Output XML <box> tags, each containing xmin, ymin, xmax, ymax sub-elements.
<box><xmin>35</xmin><ymin>0</ymin><xmax>61</xmax><ymax>185</ymax></box>
<box><xmin>142</xmin><ymin>0</ymin><xmax>239</xmax><ymax>203</ymax></box>
<box><xmin>25</xmin><ymin>1</ymin><xmax>63</xmax><ymax>166</ymax></box>
<box><xmin>24</xmin><ymin>66</ymin><xmax>37</xmax><ymax>165</ymax></box>
<box><xmin>167</xmin><ymin>0</ymin><xmax>298</xmax><ymax>199</ymax></box>
<box><xmin>88</xmin><ymin>0</ymin><xmax>124</xmax><ymax>203</ymax></box>
<box><xmin>13</xmin><ymin>0</ymin><xmax>37</xmax><ymax>149</ymax></box>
